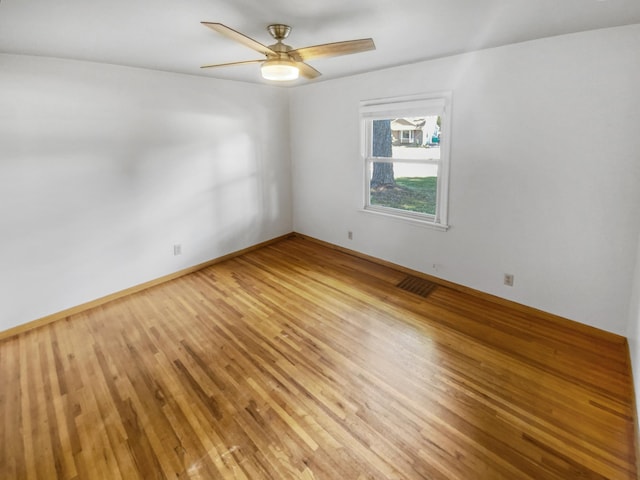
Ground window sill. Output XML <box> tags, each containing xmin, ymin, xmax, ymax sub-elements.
<box><xmin>359</xmin><ymin>208</ymin><xmax>449</xmax><ymax>231</ymax></box>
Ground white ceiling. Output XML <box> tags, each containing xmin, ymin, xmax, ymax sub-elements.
<box><xmin>1</xmin><ymin>0</ymin><xmax>640</xmax><ymax>86</ymax></box>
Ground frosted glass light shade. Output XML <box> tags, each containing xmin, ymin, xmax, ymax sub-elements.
<box><xmin>261</xmin><ymin>60</ymin><xmax>299</xmax><ymax>81</ymax></box>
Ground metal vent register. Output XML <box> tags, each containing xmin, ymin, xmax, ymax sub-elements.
<box><xmin>396</xmin><ymin>275</ymin><xmax>438</xmax><ymax>298</ymax></box>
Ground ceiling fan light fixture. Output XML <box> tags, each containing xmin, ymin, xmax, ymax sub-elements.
<box><xmin>261</xmin><ymin>59</ymin><xmax>299</xmax><ymax>81</ymax></box>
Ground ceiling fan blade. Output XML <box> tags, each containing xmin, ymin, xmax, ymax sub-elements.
<box><xmin>200</xmin><ymin>59</ymin><xmax>264</xmax><ymax>69</ymax></box>
<box><xmin>296</xmin><ymin>62</ymin><xmax>322</xmax><ymax>79</ymax></box>
<box><xmin>201</xmin><ymin>22</ymin><xmax>276</xmax><ymax>56</ymax></box>
<box><xmin>289</xmin><ymin>38</ymin><xmax>375</xmax><ymax>62</ymax></box>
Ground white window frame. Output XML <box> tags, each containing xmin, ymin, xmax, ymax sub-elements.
<box><xmin>360</xmin><ymin>92</ymin><xmax>452</xmax><ymax>231</ymax></box>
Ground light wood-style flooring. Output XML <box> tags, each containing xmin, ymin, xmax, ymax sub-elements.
<box><xmin>1</xmin><ymin>235</ymin><xmax>637</xmax><ymax>479</ymax></box>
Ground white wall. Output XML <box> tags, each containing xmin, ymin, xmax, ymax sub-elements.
<box><xmin>628</xmin><ymin>234</ymin><xmax>640</xmax><ymax>420</ymax></box>
<box><xmin>0</xmin><ymin>54</ymin><xmax>292</xmax><ymax>332</ymax></box>
<box><xmin>290</xmin><ymin>24</ymin><xmax>640</xmax><ymax>335</ymax></box>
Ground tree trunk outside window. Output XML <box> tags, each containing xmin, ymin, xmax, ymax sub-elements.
<box><xmin>370</xmin><ymin>120</ymin><xmax>395</xmax><ymax>188</ymax></box>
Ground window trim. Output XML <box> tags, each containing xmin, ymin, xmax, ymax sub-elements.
<box><xmin>360</xmin><ymin>92</ymin><xmax>452</xmax><ymax>230</ymax></box>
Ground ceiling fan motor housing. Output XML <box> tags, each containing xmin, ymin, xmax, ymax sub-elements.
<box><xmin>267</xmin><ymin>24</ymin><xmax>291</xmax><ymax>41</ymax></box>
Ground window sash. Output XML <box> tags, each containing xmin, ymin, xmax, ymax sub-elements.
<box><xmin>364</xmin><ymin>157</ymin><xmax>443</xmax><ymax>224</ymax></box>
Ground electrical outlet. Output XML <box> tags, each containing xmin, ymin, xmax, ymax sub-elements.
<box><xmin>173</xmin><ymin>244</ymin><xmax>182</xmax><ymax>256</ymax></box>
<box><xmin>504</xmin><ymin>273</ymin><xmax>514</xmax><ymax>286</ymax></box>
<box><xmin>348</xmin><ymin>231</ymin><xmax>353</xmax><ymax>240</ymax></box>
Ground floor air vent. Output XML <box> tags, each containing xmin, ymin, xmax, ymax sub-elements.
<box><xmin>396</xmin><ymin>275</ymin><xmax>438</xmax><ymax>298</ymax></box>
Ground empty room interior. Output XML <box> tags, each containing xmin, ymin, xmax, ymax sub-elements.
<box><xmin>2</xmin><ymin>1</ymin><xmax>640</xmax><ymax>479</ymax></box>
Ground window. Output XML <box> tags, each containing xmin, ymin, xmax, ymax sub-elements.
<box><xmin>400</xmin><ymin>130</ymin><xmax>414</xmax><ymax>144</ymax></box>
<box><xmin>360</xmin><ymin>93</ymin><xmax>452</xmax><ymax>230</ymax></box>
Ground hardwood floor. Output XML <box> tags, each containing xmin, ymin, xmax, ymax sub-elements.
<box><xmin>0</xmin><ymin>235</ymin><xmax>636</xmax><ymax>479</ymax></box>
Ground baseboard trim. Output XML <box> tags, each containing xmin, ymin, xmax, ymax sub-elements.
<box><xmin>293</xmin><ymin>233</ymin><xmax>627</xmax><ymax>345</ymax></box>
<box><xmin>0</xmin><ymin>233</ymin><xmax>294</xmax><ymax>341</ymax></box>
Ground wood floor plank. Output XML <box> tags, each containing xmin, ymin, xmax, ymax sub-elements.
<box><xmin>0</xmin><ymin>235</ymin><xmax>636</xmax><ymax>479</ymax></box>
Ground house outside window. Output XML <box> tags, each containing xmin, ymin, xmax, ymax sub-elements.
<box><xmin>360</xmin><ymin>92</ymin><xmax>452</xmax><ymax>230</ymax></box>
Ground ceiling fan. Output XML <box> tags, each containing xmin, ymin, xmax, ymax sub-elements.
<box><xmin>200</xmin><ymin>23</ymin><xmax>375</xmax><ymax>81</ymax></box>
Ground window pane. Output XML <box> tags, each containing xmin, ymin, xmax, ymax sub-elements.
<box><xmin>372</xmin><ymin>116</ymin><xmax>441</xmax><ymax>160</ymax></box>
<box><xmin>369</xmin><ymin>162</ymin><xmax>438</xmax><ymax>215</ymax></box>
